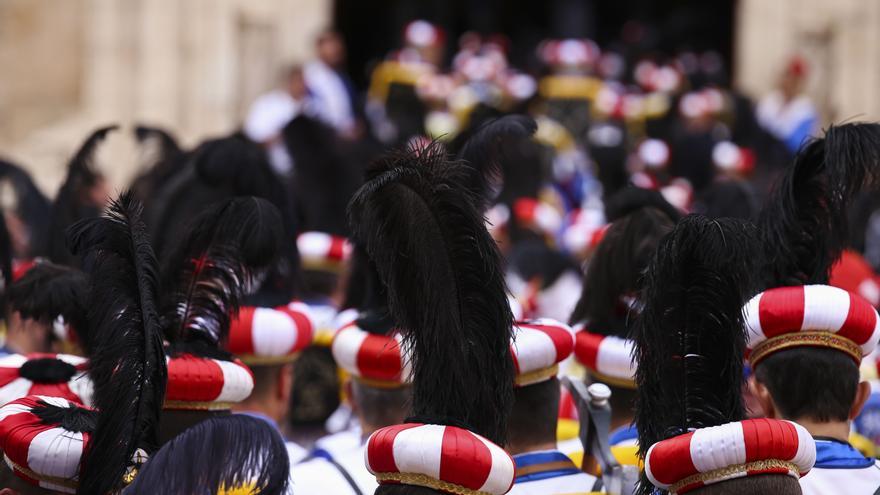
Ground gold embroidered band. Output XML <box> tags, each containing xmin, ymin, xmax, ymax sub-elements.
<box><xmin>749</xmin><ymin>331</ymin><xmax>862</xmax><ymax>366</ymax></box>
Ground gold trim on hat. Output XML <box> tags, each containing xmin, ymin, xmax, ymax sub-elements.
<box><xmin>237</xmin><ymin>352</ymin><xmax>300</xmax><ymax>366</ymax></box>
<box><xmin>4</xmin><ymin>454</ymin><xmax>78</xmax><ymax>490</ymax></box>
<box><xmin>163</xmin><ymin>400</ymin><xmax>235</xmax><ymax>411</ymax></box>
<box><xmin>587</xmin><ymin>369</ymin><xmax>637</xmax><ymax>390</ymax></box>
<box><xmin>515</xmin><ymin>364</ymin><xmax>560</xmax><ymax>387</ymax></box>
<box><xmin>353</xmin><ymin>375</ymin><xmax>408</xmax><ymax>389</ymax></box>
<box><xmin>376</xmin><ymin>472</ymin><xmax>497</xmax><ymax>495</ymax></box>
<box><xmin>749</xmin><ymin>331</ymin><xmax>862</xmax><ymax>366</ymax></box>
<box><xmin>669</xmin><ymin>459</ymin><xmax>798</xmax><ymax>494</ymax></box>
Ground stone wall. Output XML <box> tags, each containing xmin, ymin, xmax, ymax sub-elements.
<box><xmin>736</xmin><ymin>0</ymin><xmax>880</xmax><ymax>124</ymax></box>
<box><xmin>0</xmin><ymin>0</ymin><xmax>330</xmax><ymax>196</ymax></box>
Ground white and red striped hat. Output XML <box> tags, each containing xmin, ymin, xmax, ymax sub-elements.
<box><xmin>0</xmin><ymin>353</ymin><xmax>93</xmax><ymax>407</ymax></box>
<box><xmin>539</xmin><ymin>39</ymin><xmax>600</xmax><ymax>68</ymax></box>
<box><xmin>297</xmin><ymin>232</ymin><xmax>353</xmax><ymax>272</ymax></box>
<box><xmin>366</xmin><ymin>423</ymin><xmax>515</xmax><ymax>495</ymax></box>
<box><xmin>0</xmin><ymin>395</ymin><xmax>93</xmax><ymax>493</ymax></box>
<box><xmin>331</xmin><ymin>322</ymin><xmax>411</xmax><ymax>387</ymax></box>
<box><xmin>164</xmin><ymin>354</ymin><xmax>254</xmax><ymax>410</ymax></box>
<box><xmin>512</xmin><ymin>198</ymin><xmax>563</xmax><ymax>238</ymax></box>
<box><xmin>744</xmin><ymin>285</ymin><xmax>880</xmax><ymax>366</ymax></box>
<box><xmin>645</xmin><ymin>418</ymin><xmax>816</xmax><ymax>494</ymax></box>
<box><xmin>227</xmin><ymin>303</ymin><xmax>315</xmax><ymax>365</ymax></box>
<box><xmin>573</xmin><ymin>326</ymin><xmax>636</xmax><ymax>389</ymax></box>
<box><xmin>510</xmin><ymin>319</ymin><xmax>575</xmax><ymax>386</ymax></box>
<box><xmin>404</xmin><ymin>20</ymin><xmax>445</xmax><ymax>49</ymax></box>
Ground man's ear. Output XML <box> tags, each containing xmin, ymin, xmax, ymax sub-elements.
<box><xmin>749</xmin><ymin>375</ymin><xmax>777</xmax><ymax>418</ymax></box>
<box><xmin>276</xmin><ymin>363</ymin><xmax>294</xmax><ymax>402</ymax></box>
<box><xmin>850</xmin><ymin>381</ymin><xmax>872</xmax><ymax>421</ymax></box>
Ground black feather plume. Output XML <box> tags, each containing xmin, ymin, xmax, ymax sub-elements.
<box><xmin>160</xmin><ymin>197</ymin><xmax>283</xmax><ymax>354</ymax></box>
<box><xmin>349</xmin><ymin>142</ymin><xmax>515</xmax><ymax>445</ymax></box>
<box><xmin>455</xmin><ymin>115</ymin><xmax>537</xmax><ymax>209</ymax></box>
<box><xmin>569</xmin><ymin>206</ymin><xmax>677</xmax><ymax>331</ymax></box>
<box><xmin>633</xmin><ymin>215</ymin><xmax>760</xmax><ymax>493</ymax></box>
<box><xmin>759</xmin><ymin>123</ymin><xmax>880</xmax><ymax>287</ymax></box>
<box><xmin>7</xmin><ymin>262</ymin><xmax>88</xmax><ymax>346</ymax></box>
<box><xmin>604</xmin><ymin>186</ymin><xmax>682</xmax><ymax>223</ymax></box>
<box><xmin>134</xmin><ymin>124</ymin><xmax>181</xmax><ymax>157</ymax></box>
<box><xmin>124</xmin><ymin>414</ymin><xmax>290</xmax><ymax>495</ymax></box>
<box><xmin>48</xmin><ymin>125</ymin><xmax>118</xmax><ymax>266</ymax></box>
<box><xmin>66</xmin><ymin>190</ymin><xmax>166</xmax><ymax>495</ymax></box>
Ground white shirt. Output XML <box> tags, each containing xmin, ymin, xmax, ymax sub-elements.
<box><xmin>303</xmin><ymin>61</ymin><xmax>355</xmax><ymax>133</ymax></box>
<box><xmin>509</xmin><ymin>450</ymin><xmax>600</xmax><ymax>495</ymax></box>
<box><xmin>244</xmin><ymin>90</ymin><xmax>301</xmax><ymax>143</ymax></box>
<box><xmin>290</xmin><ymin>441</ymin><xmax>376</xmax><ymax>495</ymax></box>
<box><xmin>799</xmin><ymin>439</ymin><xmax>880</xmax><ymax>494</ymax></box>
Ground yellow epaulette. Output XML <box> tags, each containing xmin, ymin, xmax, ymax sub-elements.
<box><xmin>564</xmin><ymin>445</ymin><xmax>642</xmax><ymax>476</ymax></box>
<box><xmin>313</xmin><ymin>328</ymin><xmax>335</xmax><ymax>348</ymax></box>
<box><xmin>218</xmin><ymin>483</ymin><xmax>256</xmax><ymax>495</ymax></box>
<box><xmin>850</xmin><ymin>432</ymin><xmax>877</xmax><ymax>458</ymax></box>
<box><xmin>368</xmin><ymin>60</ymin><xmax>429</xmax><ymax>103</ymax></box>
<box><xmin>534</xmin><ymin>116</ymin><xmax>576</xmax><ymax>153</ymax></box>
<box><xmin>538</xmin><ymin>75</ymin><xmax>602</xmax><ymax>101</ymax></box>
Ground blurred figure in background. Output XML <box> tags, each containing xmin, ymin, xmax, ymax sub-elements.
<box><xmin>244</xmin><ymin>65</ymin><xmax>310</xmax><ymax>176</ymax></box>
<box><xmin>756</xmin><ymin>56</ymin><xmax>819</xmax><ymax>155</ymax></box>
<box><xmin>304</xmin><ymin>30</ymin><xmax>360</xmax><ymax>138</ymax></box>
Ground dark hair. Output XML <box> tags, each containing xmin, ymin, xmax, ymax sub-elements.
<box><xmin>288</xmin><ymin>346</ymin><xmax>340</xmax><ymax>427</ymax></box>
<box><xmin>570</xmin><ymin>207</ymin><xmax>675</xmax><ymax>328</ymax></box>
<box><xmin>690</xmin><ymin>474</ymin><xmax>801</xmax><ymax>494</ymax></box>
<box><xmin>376</xmin><ymin>486</ymin><xmax>440</xmax><ymax>495</ymax></box>
<box><xmin>351</xmin><ymin>380</ymin><xmax>410</xmax><ymax>428</ymax></box>
<box><xmin>300</xmin><ymin>269</ymin><xmax>341</xmax><ymax>300</ymax></box>
<box><xmin>507</xmin><ymin>378</ymin><xmax>560</xmax><ymax>449</ymax></box>
<box><xmin>754</xmin><ymin>347</ymin><xmax>859</xmax><ymax>422</ymax></box>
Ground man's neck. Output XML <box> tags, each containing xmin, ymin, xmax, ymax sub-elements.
<box><xmin>795</xmin><ymin>418</ymin><xmax>851</xmax><ymax>443</ymax></box>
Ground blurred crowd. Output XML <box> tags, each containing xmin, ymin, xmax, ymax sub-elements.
<box><xmin>0</xmin><ymin>17</ymin><xmax>878</xmax><ymax>495</ymax></box>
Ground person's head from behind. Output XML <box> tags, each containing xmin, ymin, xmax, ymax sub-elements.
<box><xmin>349</xmin><ymin>379</ymin><xmax>410</xmax><ymax>436</ymax></box>
<box><xmin>687</xmin><ymin>474</ymin><xmax>802</xmax><ymax>495</ymax></box>
<box><xmin>236</xmin><ymin>361</ymin><xmax>294</xmax><ymax>422</ymax></box>
<box><xmin>283</xmin><ymin>64</ymin><xmax>307</xmax><ymax>99</ymax></box>
<box><xmin>316</xmin><ymin>30</ymin><xmax>345</xmax><ymax>68</ymax></box>
<box><xmin>506</xmin><ymin>377</ymin><xmax>560</xmax><ymax>454</ymax></box>
<box><xmin>751</xmin><ymin>347</ymin><xmax>870</xmax><ymax>429</ymax></box>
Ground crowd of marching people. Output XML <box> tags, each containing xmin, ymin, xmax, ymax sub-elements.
<box><xmin>0</xmin><ymin>17</ymin><xmax>878</xmax><ymax>495</ymax></box>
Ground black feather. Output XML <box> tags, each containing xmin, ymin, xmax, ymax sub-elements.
<box><xmin>633</xmin><ymin>215</ymin><xmax>760</xmax><ymax>495</ymax></box>
<box><xmin>31</xmin><ymin>400</ymin><xmax>98</xmax><ymax>433</ymax></box>
<box><xmin>455</xmin><ymin>115</ymin><xmax>537</xmax><ymax>209</ymax></box>
<box><xmin>48</xmin><ymin>125</ymin><xmax>118</xmax><ymax>266</ymax></box>
<box><xmin>349</xmin><ymin>142</ymin><xmax>515</xmax><ymax>445</ymax></box>
<box><xmin>134</xmin><ymin>124</ymin><xmax>181</xmax><ymax>156</ymax></box>
<box><xmin>124</xmin><ymin>414</ymin><xmax>290</xmax><ymax>495</ymax></box>
<box><xmin>604</xmin><ymin>186</ymin><xmax>682</xmax><ymax>223</ymax></box>
<box><xmin>759</xmin><ymin>123</ymin><xmax>880</xmax><ymax>287</ymax></box>
<box><xmin>160</xmin><ymin>197</ymin><xmax>283</xmax><ymax>353</ymax></box>
<box><xmin>7</xmin><ymin>262</ymin><xmax>88</xmax><ymax>345</ymax></box>
<box><xmin>66</xmin><ymin>190</ymin><xmax>166</xmax><ymax>495</ymax></box>
<box><xmin>569</xmin><ymin>206</ymin><xmax>677</xmax><ymax>331</ymax></box>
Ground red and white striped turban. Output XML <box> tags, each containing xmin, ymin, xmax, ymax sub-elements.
<box><xmin>366</xmin><ymin>423</ymin><xmax>515</xmax><ymax>495</ymax></box>
<box><xmin>0</xmin><ymin>354</ymin><xmax>93</xmax><ymax>407</ymax></box>
<box><xmin>297</xmin><ymin>232</ymin><xmax>352</xmax><ymax>272</ymax></box>
<box><xmin>512</xmin><ymin>198</ymin><xmax>563</xmax><ymax>238</ymax></box>
<box><xmin>573</xmin><ymin>326</ymin><xmax>636</xmax><ymax>388</ymax></box>
<box><xmin>331</xmin><ymin>322</ymin><xmax>411</xmax><ymax>387</ymax></box>
<box><xmin>0</xmin><ymin>395</ymin><xmax>93</xmax><ymax>493</ymax></box>
<box><xmin>510</xmin><ymin>319</ymin><xmax>575</xmax><ymax>386</ymax></box>
<box><xmin>227</xmin><ymin>304</ymin><xmax>315</xmax><ymax>365</ymax></box>
<box><xmin>645</xmin><ymin>419</ymin><xmax>816</xmax><ymax>494</ymax></box>
<box><xmin>744</xmin><ymin>285</ymin><xmax>880</xmax><ymax>366</ymax></box>
<box><xmin>164</xmin><ymin>354</ymin><xmax>254</xmax><ymax>410</ymax></box>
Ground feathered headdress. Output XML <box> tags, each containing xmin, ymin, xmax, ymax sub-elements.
<box><xmin>66</xmin><ymin>190</ymin><xmax>166</xmax><ymax>495</ymax></box>
<box><xmin>124</xmin><ymin>414</ymin><xmax>290</xmax><ymax>495</ymax></box>
<box><xmin>283</xmin><ymin>115</ymin><xmax>363</xmax><ymax>236</ymax></box>
<box><xmin>759</xmin><ymin>123</ymin><xmax>880</xmax><ymax>287</ymax></box>
<box><xmin>633</xmin><ymin>215</ymin><xmax>760</xmax><ymax>486</ymax></box>
<box><xmin>569</xmin><ymin>189</ymin><xmax>680</xmax><ymax>331</ymax></box>
<box><xmin>349</xmin><ymin>142</ymin><xmax>515</xmax><ymax>445</ymax></box>
<box><xmin>48</xmin><ymin>125</ymin><xmax>118</xmax><ymax>265</ymax></box>
<box><xmin>7</xmin><ymin>262</ymin><xmax>89</xmax><ymax>345</ymax></box>
<box><xmin>454</xmin><ymin>115</ymin><xmax>538</xmax><ymax>209</ymax></box>
<box><xmin>160</xmin><ymin>196</ymin><xmax>284</xmax><ymax>356</ymax></box>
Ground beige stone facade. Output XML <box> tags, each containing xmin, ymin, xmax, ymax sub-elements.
<box><xmin>0</xmin><ymin>0</ymin><xmax>330</xmax><ymax>195</ymax></box>
<box><xmin>3</xmin><ymin>0</ymin><xmax>880</xmax><ymax>197</ymax></box>
<box><xmin>736</xmin><ymin>0</ymin><xmax>880</xmax><ymax>125</ymax></box>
